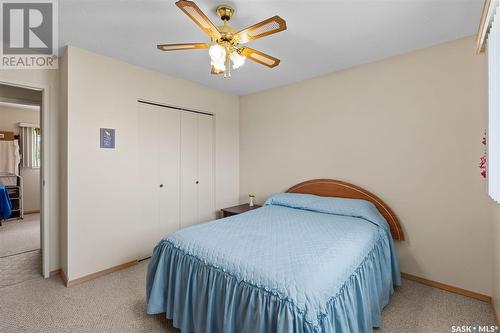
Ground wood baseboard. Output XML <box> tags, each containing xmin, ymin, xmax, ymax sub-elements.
<box><xmin>50</xmin><ymin>268</ymin><xmax>68</xmax><ymax>285</ymax></box>
<box><xmin>49</xmin><ymin>269</ymin><xmax>61</xmax><ymax>277</ymax></box>
<box><xmin>65</xmin><ymin>260</ymin><xmax>138</xmax><ymax>287</ymax></box>
<box><xmin>24</xmin><ymin>210</ymin><xmax>40</xmax><ymax>215</ymax></box>
<box><xmin>401</xmin><ymin>272</ymin><xmax>491</xmax><ymax>303</ymax></box>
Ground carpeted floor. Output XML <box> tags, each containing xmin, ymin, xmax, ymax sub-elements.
<box><xmin>0</xmin><ymin>260</ymin><xmax>496</xmax><ymax>333</ymax></box>
<box><xmin>0</xmin><ymin>213</ymin><xmax>40</xmax><ymax>257</ymax></box>
<box><xmin>0</xmin><ymin>249</ymin><xmax>41</xmax><ymax>288</ymax></box>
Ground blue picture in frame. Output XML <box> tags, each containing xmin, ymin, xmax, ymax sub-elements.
<box><xmin>100</xmin><ymin>128</ymin><xmax>115</xmax><ymax>149</ymax></box>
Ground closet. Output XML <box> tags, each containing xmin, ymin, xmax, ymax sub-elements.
<box><xmin>138</xmin><ymin>102</ymin><xmax>214</xmax><ymax>257</ymax></box>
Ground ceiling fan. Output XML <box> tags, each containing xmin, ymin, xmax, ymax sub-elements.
<box><xmin>157</xmin><ymin>0</ymin><xmax>287</xmax><ymax>78</ymax></box>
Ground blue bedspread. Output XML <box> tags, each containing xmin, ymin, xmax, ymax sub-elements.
<box><xmin>0</xmin><ymin>186</ymin><xmax>12</xmax><ymax>220</ymax></box>
<box><xmin>147</xmin><ymin>193</ymin><xmax>400</xmax><ymax>333</ymax></box>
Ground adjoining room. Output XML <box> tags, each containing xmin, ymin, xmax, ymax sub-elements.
<box><xmin>0</xmin><ymin>83</ymin><xmax>43</xmax><ymax>288</ymax></box>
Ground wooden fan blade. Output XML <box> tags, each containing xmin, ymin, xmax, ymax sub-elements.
<box><xmin>235</xmin><ymin>16</ymin><xmax>286</xmax><ymax>44</ymax></box>
<box><xmin>157</xmin><ymin>43</ymin><xmax>210</xmax><ymax>51</ymax></box>
<box><xmin>175</xmin><ymin>1</ymin><xmax>221</xmax><ymax>39</ymax></box>
<box><xmin>239</xmin><ymin>47</ymin><xmax>280</xmax><ymax>68</ymax></box>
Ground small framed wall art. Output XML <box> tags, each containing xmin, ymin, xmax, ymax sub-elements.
<box><xmin>100</xmin><ymin>128</ymin><xmax>115</xmax><ymax>149</ymax></box>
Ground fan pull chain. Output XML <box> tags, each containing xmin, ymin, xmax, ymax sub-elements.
<box><xmin>224</xmin><ymin>55</ymin><xmax>231</xmax><ymax>78</ymax></box>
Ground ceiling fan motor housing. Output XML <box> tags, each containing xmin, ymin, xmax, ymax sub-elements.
<box><xmin>216</xmin><ymin>4</ymin><xmax>234</xmax><ymax>21</ymax></box>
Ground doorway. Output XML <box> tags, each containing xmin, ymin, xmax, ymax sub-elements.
<box><xmin>0</xmin><ymin>83</ymin><xmax>44</xmax><ymax>286</ymax></box>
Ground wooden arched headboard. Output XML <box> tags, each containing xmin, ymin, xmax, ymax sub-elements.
<box><xmin>287</xmin><ymin>179</ymin><xmax>404</xmax><ymax>241</ymax></box>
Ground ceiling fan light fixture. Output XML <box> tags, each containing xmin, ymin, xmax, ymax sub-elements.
<box><xmin>158</xmin><ymin>1</ymin><xmax>287</xmax><ymax>77</ymax></box>
<box><xmin>211</xmin><ymin>59</ymin><xmax>226</xmax><ymax>71</ymax></box>
<box><xmin>230</xmin><ymin>51</ymin><xmax>245</xmax><ymax>69</ymax></box>
<box><xmin>209</xmin><ymin>44</ymin><xmax>226</xmax><ymax>63</ymax></box>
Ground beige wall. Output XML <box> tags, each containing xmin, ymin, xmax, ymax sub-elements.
<box><xmin>64</xmin><ymin>47</ymin><xmax>239</xmax><ymax>281</ymax></box>
<box><xmin>20</xmin><ymin>169</ymin><xmax>40</xmax><ymax>212</ymax></box>
<box><xmin>0</xmin><ymin>68</ymin><xmax>60</xmax><ymax>273</ymax></box>
<box><xmin>239</xmin><ymin>37</ymin><xmax>492</xmax><ymax>295</ymax></box>
<box><xmin>0</xmin><ymin>105</ymin><xmax>39</xmax><ymax>134</ymax></box>
<box><xmin>0</xmin><ymin>105</ymin><xmax>41</xmax><ymax>212</ymax></box>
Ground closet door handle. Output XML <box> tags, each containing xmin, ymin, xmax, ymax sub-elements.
<box><xmin>159</xmin><ymin>184</ymin><xmax>164</xmax><ymax>188</ymax></box>
<box><xmin>195</xmin><ymin>181</ymin><xmax>199</xmax><ymax>184</ymax></box>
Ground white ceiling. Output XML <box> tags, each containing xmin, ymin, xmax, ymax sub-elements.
<box><xmin>59</xmin><ymin>0</ymin><xmax>483</xmax><ymax>96</ymax></box>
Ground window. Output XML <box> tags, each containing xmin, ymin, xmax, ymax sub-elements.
<box><xmin>33</xmin><ymin>127</ymin><xmax>41</xmax><ymax>169</ymax></box>
<box><xmin>479</xmin><ymin>1</ymin><xmax>500</xmax><ymax>201</ymax></box>
<box><xmin>19</xmin><ymin>123</ymin><xmax>41</xmax><ymax>169</ymax></box>
<box><xmin>489</xmin><ymin>5</ymin><xmax>500</xmax><ymax>201</ymax></box>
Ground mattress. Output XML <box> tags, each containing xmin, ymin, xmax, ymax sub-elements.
<box><xmin>146</xmin><ymin>193</ymin><xmax>400</xmax><ymax>333</ymax></box>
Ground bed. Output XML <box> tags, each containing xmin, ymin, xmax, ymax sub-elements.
<box><xmin>146</xmin><ymin>179</ymin><xmax>404</xmax><ymax>333</ymax></box>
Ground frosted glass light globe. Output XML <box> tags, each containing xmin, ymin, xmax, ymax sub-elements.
<box><xmin>211</xmin><ymin>60</ymin><xmax>226</xmax><ymax>71</ymax></box>
<box><xmin>209</xmin><ymin>44</ymin><xmax>226</xmax><ymax>63</ymax></box>
<box><xmin>230</xmin><ymin>51</ymin><xmax>245</xmax><ymax>69</ymax></box>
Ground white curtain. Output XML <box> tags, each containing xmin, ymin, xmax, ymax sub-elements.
<box><xmin>19</xmin><ymin>123</ymin><xmax>40</xmax><ymax>169</ymax></box>
<box><xmin>0</xmin><ymin>140</ymin><xmax>20</xmax><ymax>175</ymax></box>
<box><xmin>488</xmin><ymin>4</ymin><xmax>500</xmax><ymax>202</ymax></box>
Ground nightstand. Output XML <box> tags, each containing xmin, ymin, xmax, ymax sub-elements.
<box><xmin>221</xmin><ymin>203</ymin><xmax>262</xmax><ymax>218</ymax></box>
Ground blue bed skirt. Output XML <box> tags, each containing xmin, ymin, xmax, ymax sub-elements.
<box><xmin>146</xmin><ymin>236</ymin><xmax>397</xmax><ymax>333</ymax></box>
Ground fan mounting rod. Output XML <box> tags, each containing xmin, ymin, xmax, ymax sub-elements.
<box><xmin>216</xmin><ymin>4</ymin><xmax>234</xmax><ymax>21</ymax></box>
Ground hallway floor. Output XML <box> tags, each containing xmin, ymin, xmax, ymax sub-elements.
<box><xmin>0</xmin><ymin>213</ymin><xmax>40</xmax><ymax>257</ymax></box>
<box><xmin>0</xmin><ymin>213</ymin><xmax>41</xmax><ymax>287</ymax></box>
